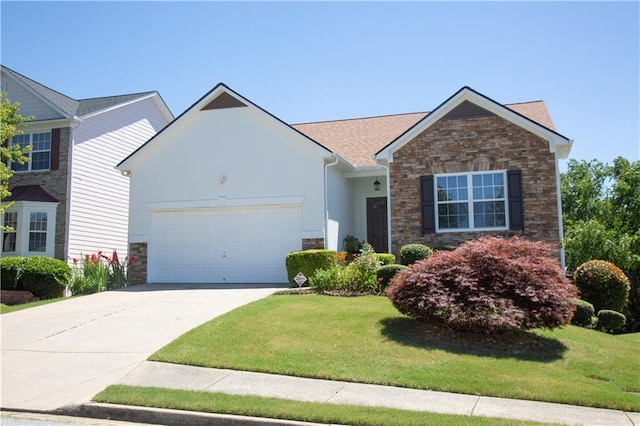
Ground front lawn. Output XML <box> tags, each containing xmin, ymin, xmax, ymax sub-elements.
<box><xmin>151</xmin><ymin>294</ymin><xmax>640</xmax><ymax>412</ymax></box>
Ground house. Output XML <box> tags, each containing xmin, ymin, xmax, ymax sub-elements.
<box><xmin>1</xmin><ymin>65</ymin><xmax>173</xmax><ymax>263</ymax></box>
<box><xmin>117</xmin><ymin>84</ymin><xmax>572</xmax><ymax>285</ymax></box>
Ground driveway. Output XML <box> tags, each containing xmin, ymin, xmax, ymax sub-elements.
<box><xmin>1</xmin><ymin>284</ymin><xmax>282</xmax><ymax>411</ymax></box>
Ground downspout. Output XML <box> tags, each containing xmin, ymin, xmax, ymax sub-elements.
<box><xmin>377</xmin><ymin>161</ymin><xmax>392</xmax><ymax>254</ymax></box>
<box><xmin>555</xmin><ymin>157</ymin><xmax>566</xmax><ymax>269</ymax></box>
<box><xmin>324</xmin><ymin>154</ymin><xmax>340</xmax><ymax>249</ymax></box>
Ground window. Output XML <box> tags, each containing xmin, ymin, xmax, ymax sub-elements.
<box><xmin>10</xmin><ymin>132</ymin><xmax>51</xmax><ymax>172</ymax></box>
<box><xmin>2</xmin><ymin>212</ymin><xmax>17</xmax><ymax>252</ymax></box>
<box><xmin>28</xmin><ymin>212</ymin><xmax>48</xmax><ymax>252</ymax></box>
<box><xmin>435</xmin><ymin>171</ymin><xmax>508</xmax><ymax>231</ymax></box>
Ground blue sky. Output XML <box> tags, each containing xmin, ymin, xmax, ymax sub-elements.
<box><xmin>1</xmin><ymin>1</ymin><xmax>638</xmax><ymax>170</ymax></box>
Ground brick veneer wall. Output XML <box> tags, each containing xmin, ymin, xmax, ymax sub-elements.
<box><xmin>302</xmin><ymin>238</ymin><xmax>325</xmax><ymax>250</ymax></box>
<box><xmin>9</xmin><ymin>127</ymin><xmax>71</xmax><ymax>260</ymax></box>
<box><xmin>389</xmin><ymin>115</ymin><xmax>560</xmax><ymax>256</ymax></box>
<box><xmin>128</xmin><ymin>242</ymin><xmax>148</xmax><ymax>285</ymax></box>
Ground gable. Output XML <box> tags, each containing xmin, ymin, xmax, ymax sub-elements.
<box><xmin>1</xmin><ymin>70</ymin><xmax>67</xmax><ymax>121</ymax></box>
<box><xmin>118</xmin><ymin>83</ymin><xmax>330</xmax><ymax>171</ymax></box>
<box><xmin>376</xmin><ymin>87</ymin><xmax>572</xmax><ymax>161</ymax></box>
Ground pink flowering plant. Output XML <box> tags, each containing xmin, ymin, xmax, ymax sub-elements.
<box><xmin>69</xmin><ymin>250</ymin><xmax>134</xmax><ymax>295</ymax></box>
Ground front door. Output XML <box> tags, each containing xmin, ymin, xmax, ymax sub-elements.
<box><xmin>367</xmin><ymin>197</ymin><xmax>388</xmax><ymax>253</ymax></box>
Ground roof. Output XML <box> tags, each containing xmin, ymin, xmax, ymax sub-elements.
<box><xmin>1</xmin><ymin>65</ymin><xmax>159</xmax><ymax>118</ymax></box>
<box><xmin>6</xmin><ymin>185</ymin><xmax>58</xmax><ymax>203</ymax></box>
<box><xmin>293</xmin><ymin>100</ymin><xmax>557</xmax><ymax>167</ymax></box>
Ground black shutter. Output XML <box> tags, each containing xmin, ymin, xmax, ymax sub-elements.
<box><xmin>421</xmin><ymin>175</ymin><xmax>435</xmax><ymax>234</ymax></box>
<box><xmin>50</xmin><ymin>128</ymin><xmax>60</xmax><ymax>171</ymax></box>
<box><xmin>507</xmin><ymin>170</ymin><xmax>524</xmax><ymax>231</ymax></box>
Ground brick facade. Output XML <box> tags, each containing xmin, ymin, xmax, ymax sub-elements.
<box><xmin>9</xmin><ymin>127</ymin><xmax>71</xmax><ymax>260</ymax></box>
<box><xmin>302</xmin><ymin>238</ymin><xmax>325</xmax><ymax>250</ymax></box>
<box><xmin>128</xmin><ymin>242</ymin><xmax>148</xmax><ymax>285</ymax></box>
<box><xmin>389</xmin><ymin>115</ymin><xmax>560</xmax><ymax>256</ymax></box>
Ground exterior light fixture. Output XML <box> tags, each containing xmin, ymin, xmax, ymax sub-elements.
<box><xmin>374</xmin><ymin>178</ymin><xmax>381</xmax><ymax>191</ymax></box>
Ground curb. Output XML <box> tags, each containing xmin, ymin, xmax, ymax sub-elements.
<box><xmin>58</xmin><ymin>402</ymin><xmax>331</xmax><ymax>426</ymax></box>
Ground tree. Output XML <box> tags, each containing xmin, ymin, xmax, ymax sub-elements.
<box><xmin>560</xmin><ymin>159</ymin><xmax>610</xmax><ymax>228</ymax></box>
<box><xmin>1</xmin><ymin>93</ymin><xmax>32</xmax><ymax>225</ymax></box>
<box><xmin>561</xmin><ymin>157</ymin><xmax>640</xmax><ymax>332</ymax></box>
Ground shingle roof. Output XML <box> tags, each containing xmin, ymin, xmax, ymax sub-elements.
<box><xmin>6</xmin><ymin>185</ymin><xmax>58</xmax><ymax>202</ymax></box>
<box><xmin>1</xmin><ymin>65</ymin><xmax>156</xmax><ymax>118</ymax></box>
<box><xmin>292</xmin><ymin>101</ymin><xmax>556</xmax><ymax>167</ymax></box>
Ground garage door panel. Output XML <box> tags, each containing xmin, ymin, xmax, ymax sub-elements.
<box><xmin>149</xmin><ymin>205</ymin><xmax>301</xmax><ymax>283</ymax></box>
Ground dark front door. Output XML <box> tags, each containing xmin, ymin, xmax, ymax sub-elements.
<box><xmin>367</xmin><ymin>197</ymin><xmax>388</xmax><ymax>253</ymax></box>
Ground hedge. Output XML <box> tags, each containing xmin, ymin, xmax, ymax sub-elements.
<box><xmin>1</xmin><ymin>256</ymin><xmax>71</xmax><ymax>299</ymax></box>
<box><xmin>285</xmin><ymin>250</ymin><xmax>337</xmax><ymax>285</ymax></box>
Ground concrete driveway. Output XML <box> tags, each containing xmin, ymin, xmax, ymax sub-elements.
<box><xmin>1</xmin><ymin>284</ymin><xmax>282</xmax><ymax>412</ymax></box>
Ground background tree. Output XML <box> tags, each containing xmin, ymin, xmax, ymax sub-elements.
<box><xmin>561</xmin><ymin>157</ymin><xmax>640</xmax><ymax>332</ymax></box>
<box><xmin>1</xmin><ymin>93</ymin><xmax>32</xmax><ymax>224</ymax></box>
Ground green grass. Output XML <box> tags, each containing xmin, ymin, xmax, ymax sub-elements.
<box><xmin>0</xmin><ymin>297</ymin><xmax>67</xmax><ymax>314</ymax></box>
<box><xmin>151</xmin><ymin>294</ymin><xmax>640</xmax><ymax>412</ymax></box>
<box><xmin>95</xmin><ymin>385</ymin><xmax>551</xmax><ymax>426</ymax></box>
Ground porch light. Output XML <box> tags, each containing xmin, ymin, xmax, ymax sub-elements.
<box><xmin>374</xmin><ymin>178</ymin><xmax>381</xmax><ymax>191</ymax></box>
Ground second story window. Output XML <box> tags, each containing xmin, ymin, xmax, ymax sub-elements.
<box><xmin>10</xmin><ymin>132</ymin><xmax>52</xmax><ymax>172</ymax></box>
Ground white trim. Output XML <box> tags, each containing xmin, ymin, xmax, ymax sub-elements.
<box><xmin>376</xmin><ymin>87</ymin><xmax>573</xmax><ymax>161</ymax></box>
<box><xmin>79</xmin><ymin>92</ymin><xmax>173</xmax><ymax>122</ymax></box>
<box><xmin>147</xmin><ymin>195</ymin><xmax>305</xmax><ymax>212</ymax></box>
<box><xmin>556</xmin><ymin>158</ymin><xmax>566</xmax><ymax>269</ymax></box>
<box><xmin>434</xmin><ymin>170</ymin><xmax>510</xmax><ymax>233</ymax></box>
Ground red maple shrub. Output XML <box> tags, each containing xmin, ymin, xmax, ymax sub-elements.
<box><xmin>385</xmin><ymin>236</ymin><xmax>578</xmax><ymax>334</ymax></box>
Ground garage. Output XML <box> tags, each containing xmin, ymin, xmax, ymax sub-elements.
<box><xmin>148</xmin><ymin>205</ymin><xmax>302</xmax><ymax>283</ymax></box>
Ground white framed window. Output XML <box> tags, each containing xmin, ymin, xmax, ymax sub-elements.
<box><xmin>0</xmin><ymin>202</ymin><xmax>57</xmax><ymax>257</ymax></box>
<box><xmin>2</xmin><ymin>211</ymin><xmax>18</xmax><ymax>252</ymax></box>
<box><xmin>10</xmin><ymin>132</ymin><xmax>51</xmax><ymax>172</ymax></box>
<box><xmin>435</xmin><ymin>171</ymin><xmax>508</xmax><ymax>232</ymax></box>
<box><xmin>28</xmin><ymin>212</ymin><xmax>48</xmax><ymax>252</ymax></box>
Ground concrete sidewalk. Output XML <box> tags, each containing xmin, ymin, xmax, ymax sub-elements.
<box><xmin>89</xmin><ymin>360</ymin><xmax>638</xmax><ymax>426</ymax></box>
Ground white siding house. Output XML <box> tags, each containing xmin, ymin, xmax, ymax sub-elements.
<box><xmin>1</xmin><ymin>65</ymin><xmax>173</xmax><ymax>263</ymax></box>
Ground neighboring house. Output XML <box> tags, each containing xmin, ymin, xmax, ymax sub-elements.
<box><xmin>117</xmin><ymin>84</ymin><xmax>572</xmax><ymax>285</ymax></box>
<box><xmin>1</xmin><ymin>65</ymin><xmax>173</xmax><ymax>263</ymax></box>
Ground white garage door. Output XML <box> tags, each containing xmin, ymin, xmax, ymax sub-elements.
<box><xmin>149</xmin><ymin>205</ymin><xmax>302</xmax><ymax>283</ymax></box>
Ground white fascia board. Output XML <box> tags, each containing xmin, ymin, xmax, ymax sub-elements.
<box><xmin>22</xmin><ymin>118</ymin><xmax>77</xmax><ymax>131</ymax></box>
<box><xmin>376</xmin><ymin>88</ymin><xmax>572</xmax><ymax>161</ymax></box>
<box><xmin>345</xmin><ymin>165</ymin><xmax>387</xmax><ymax>178</ymax></box>
<box><xmin>3</xmin><ymin>69</ymin><xmax>72</xmax><ymax>119</ymax></box>
<box><xmin>79</xmin><ymin>93</ymin><xmax>166</xmax><ymax>120</ymax></box>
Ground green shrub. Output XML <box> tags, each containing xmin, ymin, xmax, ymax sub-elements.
<box><xmin>571</xmin><ymin>299</ymin><xmax>595</xmax><ymax>327</ymax></box>
<box><xmin>309</xmin><ymin>265</ymin><xmax>343</xmax><ymax>292</ymax></box>
<box><xmin>596</xmin><ymin>310</ymin><xmax>626</xmax><ymax>333</ymax></box>
<box><xmin>285</xmin><ymin>250</ymin><xmax>337</xmax><ymax>285</ymax></box>
<box><xmin>399</xmin><ymin>244</ymin><xmax>433</xmax><ymax>265</ymax></box>
<box><xmin>574</xmin><ymin>260</ymin><xmax>630</xmax><ymax>313</ymax></box>
<box><xmin>0</xmin><ymin>256</ymin><xmax>26</xmax><ymax>290</ymax></box>
<box><xmin>20</xmin><ymin>257</ymin><xmax>70</xmax><ymax>299</ymax></box>
<box><xmin>341</xmin><ymin>243</ymin><xmax>381</xmax><ymax>293</ymax></box>
<box><xmin>343</xmin><ymin>235</ymin><xmax>361</xmax><ymax>254</ymax></box>
<box><xmin>375</xmin><ymin>253</ymin><xmax>396</xmax><ymax>266</ymax></box>
<box><xmin>376</xmin><ymin>264</ymin><xmax>408</xmax><ymax>289</ymax></box>
<box><xmin>309</xmin><ymin>243</ymin><xmax>383</xmax><ymax>294</ymax></box>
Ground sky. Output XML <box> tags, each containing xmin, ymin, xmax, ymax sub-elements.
<box><xmin>1</xmin><ymin>1</ymin><xmax>638</xmax><ymax>171</ymax></box>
